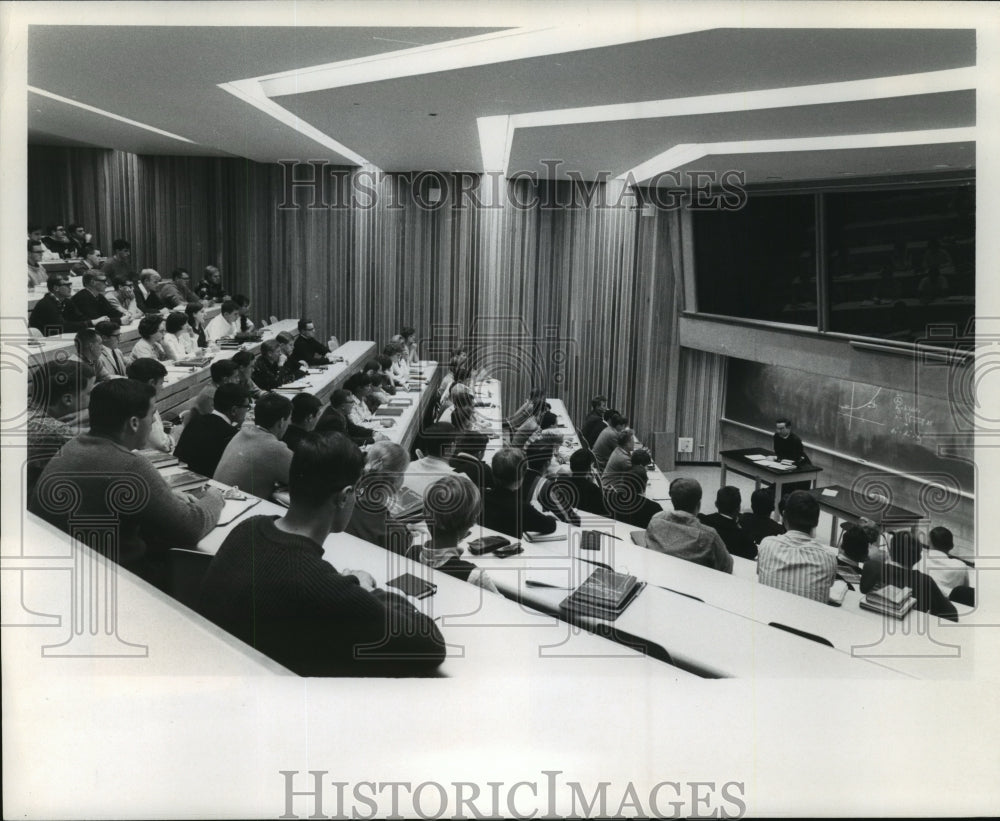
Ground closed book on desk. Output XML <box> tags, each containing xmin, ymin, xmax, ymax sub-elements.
<box><xmin>860</xmin><ymin>584</ymin><xmax>916</xmax><ymax>618</ymax></box>
<box><xmin>524</xmin><ymin>520</ymin><xmax>569</xmax><ymax>543</ymax></box>
<box><xmin>165</xmin><ymin>470</ymin><xmax>207</xmax><ymax>492</ymax></box>
<box><xmin>374</xmin><ymin>407</ymin><xmax>405</xmax><ymax>416</ymax></box>
<box><xmin>560</xmin><ymin>568</ymin><xmax>644</xmax><ymax>621</ymax></box>
<box><xmin>387</xmin><ymin>398</ymin><xmax>413</xmax><ymax>407</ymax></box>
<box><xmin>174</xmin><ymin>356</ymin><xmax>212</xmax><ymax>368</ymax></box>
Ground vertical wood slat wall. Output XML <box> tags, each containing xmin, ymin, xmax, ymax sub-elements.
<box><xmin>28</xmin><ymin>147</ymin><xmax>686</xmax><ymax>459</ymax></box>
<box><xmin>675</xmin><ymin>348</ymin><xmax>727</xmax><ymax>463</ymax></box>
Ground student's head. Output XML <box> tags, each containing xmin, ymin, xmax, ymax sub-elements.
<box><xmin>782</xmin><ymin>490</ymin><xmax>820</xmax><ymax>533</ymax></box>
<box><xmin>88</xmin><ymin>379</ymin><xmax>156</xmax><ymax>448</ymax></box>
<box><xmin>775</xmin><ymin>417</ymin><xmax>793</xmax><ymax>438</ymax></box>
<box><xmin>253</xmin><ymin>392</ymin><xmax>292</xmax><ymax>435</ymax></box>
<box><xmin>889</xmin><ymin>531</ymin><xmax>922</xmax><ymax>568</ymax></box>
<box><xmin>276</xmin><ymin>331</ymin><xmax>295</xmax><ymax>356</ymax></box>
<box><xmin>375</xmin><ymin>353</ymin><xmax>393</xmax><ymax>372</ymax></box>
<box><xmin>357</xmin><ymin>441</ymin><xmax>411</xmax><ymax>502</ymax></box>
<box><xmin>297</xmin><ymin>318</ymin><xmax>316</xmax><ymax>337</ymax></box>
<box><xmin>929</xmin><ymin>526</ymin><xmax>954</xmax><ymax>554</ymax></box>
<box><xmin>630</xmin><ymin>448</ymin><xmax>652</xmax><ymax>468</ymax></box>
<box><xmin>209</xmin><ymin>359</ymin><xmax>240</xmax><ymax>387</ymax></box>
<box><xmin>28</xmin><ymin>224</ymin><xmax>43</xmax><ymax>242</ymax></box>
<box><xmin>569</xmin><ymin>448</ymin><xmax>595</xmax><ymax>475</ymax></box>
<box><xmin>330</xmin><ymin>388</ymin><xmax>353</xmax><ymax>414</ymax></box>
<box><xmin>714</xmin><ymin>485</ymin><xmax>742</xmax><ymax>517</ymax></box>
<box><xmin>424</xmin><ymin>474</ymin><xmax>481</xmax><ymax>541</ymax></box>
<box><xmin>491</xmin><ymin>447</ymin><xmax>526</xmax><ymax>489</ymax></box>
<box><xmin>383</xmin><ymin>341</ymin><xmax>405</xmax><ymax>358</ymax></box>
<box><xmin>749</xmin><ymin>487</ymin><xmax>775</xmax><ymax>517</ymax></box>
<box><xmin>82</xmin><ymin>271</ymin><xmax>109</xmax><ymax>293</ymax></box>
<box><xmin>111</xmin><ymin>239</ymin><xmax>131</xmax><ymax>258</ymax></box>
<box><xmin>233</xmin><ymin>294</ymin><xmax>250</xmax><ymax>315</ymax></box>
<box><xmin>287</xmin><ymin>431</ymin><xmax>364</xmax><ymax>529</ymax></box>
<box><xmin>165</xmin><ymin>311</ymin><xmax>188</xmax><ymax>335</ymax></box>
<box><xmin>95</xmin><ymin>321</ymin><xmax>122</xmax><ymax>349</ymax></box>
<box><xmin>28</xmin><ymin>239</ymin><xmax>45</xmax><ymax>263</ymax></box>
<box><xmin>590</xmin><ymin>395</ymin><xmax>608</xmax><ymax>413</ymax></box>
<box><xmin>525</xmin><ymin>436</ymin><xmax>559</xmax><ymax>472</ymax></box>
<box><xmin>138</xmin><ymin>314</ymin><xmax>165</xmax><ymax>342</ymax></box>
<box><xmin>185</xmin><ymin>301</ymin><xmax>206</xmax><ymax>327</ymax></box>
<box><xmin>213</xmin><ymin>382</ymin><xmax>252</xmax><ymax>425</ymax></box>
<box><xmin>204</xmin><ymin>265</ymin><xmax>221</xmax><ymax>283</ymax></box>
<box><xmin>420</xmin><ymin>422</ymin><xmax>457</xmax><ymax>458</ymax></box>
<box><xmin>608</xmin><ymin>412</ymin><xmax>628</xmax><ymax>430</ymax></box>
<box><xmin>615</xmin><ymin>428</ymin><xmax>635</xmax><ymax>451</ymax></box>
<box><xmin>139</xmin><ymin>268</ymin><xmax>160</xmax><ymax>288</ymax></box>
<box><xmin>453</xmin><ymin>430</ymin><xmax>488</xmax><ymax>460</ymax></box>
<box><xmin>231</xmin><ymin>350</ymin><xmax>254</xmax><ymax>379</ymax></box>
<box><xmin>290</xmin><ymin>392</ymin><xmax>323</xmax><ymax>430</ymax></box>
<box><xmin>68</xmin><ymin>223</ymin><xmax>85</xmax><ymax>240</ymax></box>
<box><xmin>74</xmin><ymin>328</ymin><xmax>102</xmax><ymax>362</ymax></box>
<box><xmin>668</xmin><ymin>477</ymin><xmax>703</xmax><ymax>515</ymax></box>
<box><xmin>344</xmin><ymin>372</ymin><xmax>370</xmax><ymax>397</ymax></box>
<box><xmin>126</xmin><ymin>357</ymin><xmax>168</xmax><ymax>392</ymax></box>
<box><xmin>260</xmin><ymin>338</ymin><xmax>281</xmax><ymax>362</ymax></box>
<box><xmin>46</xmin><ymin>274</ymin><xmax>72</xmax><ymax>299</ymax></box>
<box><xmin>451</xmin><ymin>364</ymin><xmax>472</xmax><ymax>384</ymax></box>
<box><xmin>400</xmin><ymin>325</ymin><xmax>416</xmax><ymax>342</ymax></box>
<box><xmin>172</xmin><ymin>267</ymin><xmax>191</xmax><ymax>286</ymax></box>
<box><xmin>220</xmin><ymin>300</ymin><xmax>240</xmax><ymax>322</ymax></box>
<box><xmin>36</xmin><ymin>360</ymin><xmax>95</xmax><ymax>417</ymax></box>
<box><xmin>841</xmin><ymin>525</ymin><xmax>870</xmax><ymax>564</ymax></box>
<box><xmin>82</xmin><ymin>244</ymin><xmax>100</xmax><ymax>266</ymax></box>
<box><xmin>539</xmin><ymin>410</ymin><xmax>558</xmax><ymax>430</ymax></box>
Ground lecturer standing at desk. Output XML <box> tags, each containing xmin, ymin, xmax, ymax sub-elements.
<box><xmin>774</xmin><ymin>418</ymin><xmax>810</xmax><ymax>464</ymax></box>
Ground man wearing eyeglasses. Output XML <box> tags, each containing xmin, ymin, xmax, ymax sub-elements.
<box><xmin>29</xmin><ymin>275</ymin><xmax>98</xmax><ymax>336</ymax></box>
<box><xmin>42</xmin><ymin>224</ymin><xmax>75</xmax><ymax>259</ymax></box>
<box><xmin>96</xmin><ymin>321</ymin><xmax>130</xmax><ymax>378</ymax></box>
<box><xmin>291</xmin><ymin>317</ymin><xmax>341</xmax><ymax>366</ymax></box>
<box><xmin>70</xmin><ymin>271</ymin><xmax>123</xmax><ymax>323</ymax></box>
<box><xmin>174</xmin><ymin>384</ymin><xmax>251</xmax><ymax>479</ymax></box>
<box><xmin>27</xmin><ymin>239</ymin><xmax>47</xmax><ymax>288</ymax></box>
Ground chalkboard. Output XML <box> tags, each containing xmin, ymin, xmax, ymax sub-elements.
<box><xmin>724</xmin><ymin>360</ymin><xmax>973</xmax><ymax>494</ymax></box>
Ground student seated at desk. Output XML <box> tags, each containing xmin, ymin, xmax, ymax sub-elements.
<box><xmin>174</xmin><ymin>383</ymin><xmax>250</xmax><ymax>478</ymax></box>
<box><xmin>70</xmin><ymin>271</ymin><xmax>126</xmax><ymax>323</ymax></box>
<box><xmin>699</xmin><ymin>486</ymin><xmax>758</xmax><ymax>561</ymax></box>
<box><xmin>71</xmin><ymin>328</ymin><xmax>113</xmax><ymax>383</ymax></box>
<box><xmin>481</xmin><ymin>447</ymin><xmax>558</xmax><ymax>538</ymax></box>
<box><xmin>186</xmin><ymin>302</ymin><xmax>209</xmax><ymax>351</ymax></box>
<box><xmin>449</xmin><ymin>431</ymin><xmax>494</xmax><ymax>491</ymax></box>
<box><xmin>403</xmin><ymin>422</ymin><xmax>459</xmax><ymax>498</ymax></box>
<box><xmin>30</xmin><ymin>379</ymin><xmax>225</xmax><ymax>589</ymax></box>
<box><xmin>524</xmin><ymin>433</ymin><xmax>578</xmax><ymax>526</ymax></box>
<box><xmin>275</xmin><ymin>332</ymin><xmax>308</xmax><ymax>383</ymax></box>
<box><xmin>506</xmin><ymin>386</ymin><xmax>545</xmax><ymax>433</ymax></box>
<box><xmin>511</xmin><ymin>406</ymin><xmax>556</xmax><ymax>449</ymax></box>
<box><xmin>861</xmin><ymin>532</ymin><xmax>958</xmax><ymax>621</ymax></box>
<box><xmin>29</xmin><ymin>274</ymin><xmax>95</xmax><ymax>336</ymax></box>
<box><xmin>346</xmin><ymin>442</ymin><xmax>411</xmax><ymax>551</ymax></box>
<box><xmin>738</xmin><ymin>488</ymin><xmax>785</xmax><ymax>549</ymax></box>
<box><xmin>835</xmin><ymin>524</ymin><xmax>873</xmax><ymax>590</ymax></box>
<box><xmin>757</xmin><ymin>491</ymin><xmax>835</xmax><ymax>602</ymax></box>
<box><xmin>579</xmin><ymin>394</ymin><xmax>608</xmax><ymax>447</ymax></box>
<box><xmin>214</xmin><ymin>392</ymin><xmax>293</xmax><ymax>501</ymax></box>
<box><xmin>645</xmin><ymin>478</ymin><xmax>733</xmax><ymax>573</ymax></box>
<box><xmin>604</xmin><ymin>457</ymin><xmax>662</xmax><ymax>530</ymax></box>
<box><xmin>282</xmin><ymin>393</ymin><xmax>323</xmax><ymax>454</ymax></box>
<box><xmin>162</xmin><ymin>311</ymin><xmax>193</xmax><ymax>362</ymax></box>
<box><xmin>345</xmin><ymin>372</ymin><xmax>376</xmax><ymax>423</ymax></box>
<box><xmin>409</xmin><ymin>474</ymin><xmax>499</xmax><ymax>594</ymax></box>
<box><xmin>189</xmin><ymin>360</ymin><xmax>241</xmax><ymax>419</ymax></box>
<box><xmin>292</xmin><ymin>318</ymin><xmax>339</xmax><ymax>366</ymax></box>
<box><xmin>232</xmin><ymin>350</ymin><xmax>262</xmax><ymax>400</ymax></box>
<box><xmin>316</xmin><ymin>389</ymin><xmax>385</xmax><ymax>447</ymax></box>
<box><xmin>251</xmin><ymin>340</ymin><xmax>289</xmax><ymax>392</ymax></box>
<box><xmin>96</xmin><ymin>321</ymin><xmax>130</xmax><ymax>379</ymax></box>
<box><xmin>550</xmin><ymin>449</ymin><xmax>609</xmax><ymax>518</ymax></box>
<box><xmin>204</xmin><ymin>300</ymin><xmax>241</xmax><ymax>345</ymax></box>
<box><xmin>131</xmin><ymin>315</ymin><xmax>170</xmax><ymax>363</ymax></box>
<box><xmin>920</xmin><ymin>526</ymin><xmax>973</xmax><ymax>606</ymax></box>
<box><xmin>125</xmin><ymin>358</ymin><xmax>174</xmax><ymax>453</ymax></box>
<box><xmin>591</xmin><ymin>412</ymin><xmax>628</xmax><ymax>472</ymax></box>
<box><xmin>197</xmin><ymin>432</ymin><xmax>446</xmax><ymax>677</ymax></box>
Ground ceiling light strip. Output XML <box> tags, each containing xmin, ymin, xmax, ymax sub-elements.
<box><xmin>28</xmin><ymin>85</ymin><xmax>195</xmax><ymax>143</ymax></box>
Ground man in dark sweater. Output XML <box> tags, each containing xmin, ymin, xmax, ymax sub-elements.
<box><xmin>739</xmin><ymin>488</ymin><xmax>785</xmax><ymax>548</ymax></box>
<box><xmin>174</xmin><ymin>383</ymin><xmax>250</xmax><ymax>478</ymax></box>
<box><xmin>291</xmin><ymin>318</ymin><xmax>339</xmax><ymax>366</ymax></box>
<box><xmin>70</xmin><ymin>271</ymin><xmax>126</xmax><ymax>323</ymax></box>
<box><xmin>30</xmin><ymin>275</ymin><xmax>99</xmax><ymax>336</ymax></box>
<box><xmin>481</xmin><ymin>446</ymin><xmax>558</xmax><ymax>538</ymax></box>
<box><xmin>580</xmin><ymin>395</ymin><xmax>608</xmax><ymax>447</ymax></box>
<box><xmin>699</xmin><ymin>485</ymin><xmax>758</xmax><ymax>561</ymax></box>
<box><xmin>282</xmin><ymin>393</ymin><xmax>323</xmax><ymax>453</ymax></box>
<box><xmin>773</xmin><ymin>417</ymin><xmax>810</xmax><ymax>464</ymax></box>
<box><xmin>197</xmin><ymin>431</ymin><xmax>447</xmax><ymax>676</ymax></box>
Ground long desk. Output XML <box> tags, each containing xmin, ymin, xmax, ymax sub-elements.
<box><xmin>270</xmin><ymin>339</ymin><xmax>378</xmax><ymax>407</ymax></box>
<box><xmin>371</xmin><ymin>361</ymin><xmax>441</xmax><ymax>453</ymax></box>
<box><xmin>806</xmin><ymin>483</ymin><xmax>925</xmax><ymax>546</ymax></box>
<box><xmin>719</xmin><ymin>447</ymin><xmax>823</xmax><ymax>517</ymax></box>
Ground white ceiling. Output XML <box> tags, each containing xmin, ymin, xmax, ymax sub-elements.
<box><xmin>27</xmin><ymin>23</ymin><xmax>976</xmax><ymax>183</ymax></box>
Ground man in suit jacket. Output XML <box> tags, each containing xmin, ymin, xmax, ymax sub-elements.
<box><xmin>70</xmin><ymin>271</ymin><xmax>126</xmax><ymax>323</ymax></box>
<box><xmin>699</xmin><ymin>485</ymin><xmax>758</xmax><ymax>561</ymax></box>
<box><xmin>316</xmin><ymin>389</ymin><xmax>384</xmax><ymax>447</ymax></box>
<box><xmin>96</xmin><ymin>321</ymin><xmax>130</xmax><ymax>378</ymax></box>
<box><xmin>174</xmin><ymin>383</ymin><xmax>250</xmax><ymax>478</ymax></box>
<box><xmin>133</xmin><ymin>269</ymin><xmax>163</xmax><ymax>314</ymax></box>
<box><xmin>30</xmin><ymin>275</ymin><xmax>95</xmax><ymax>336</ymax></box>
<box><xmin>580</xmin><ymin>395</ymin><xmax>608</xmax><ymax>447</ymax></box>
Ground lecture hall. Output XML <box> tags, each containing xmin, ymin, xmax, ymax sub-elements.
<box><xmin>4</xmin><ymin>3</ymin><xmax>998</xmax><ymax>818</ymax></box>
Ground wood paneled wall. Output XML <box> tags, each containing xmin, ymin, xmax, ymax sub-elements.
<box><xmin>28</xmin><ymin>147</ymin><xmax>684</xmax><ymax>452</ymax></box>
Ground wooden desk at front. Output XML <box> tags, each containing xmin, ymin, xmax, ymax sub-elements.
<box><xmin>719</xmin><ymin>448</ymin><xmax>823</xmax><ymax>516</ymax></box>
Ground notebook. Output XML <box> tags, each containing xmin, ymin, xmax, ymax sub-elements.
<box><xmin>523</xmin><ymin>520</ymin><xmax>569</xmax><ymax>543</ymax></box>
<box><xmin>860</xmin><ymin>584</ymin><xmax>916</xmax><ymax>618</ymax></box>
<box><xmin>165</xmin><ymin>470</ymin><xmax>208</xmax><ymax>492</ymax></box>
<box><xmin>559</xmin><ymin>568</ymin><xmax>645</xmax><ymax>621</ymax></box>
<box><xmin>174</xmin><ymin>356</ymin><xmax>213</xmax><ymax>368</ymax></box>
<box><xmin>389</xmin><ymin>486</ymin><xmax>424</xmax><ymax>520</ymax></box>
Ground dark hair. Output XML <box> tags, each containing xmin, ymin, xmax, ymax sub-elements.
<box><xmin>750</xmin><ymin>488</ymin><xmax>775</xmax><ymax>516</ymax></box>
<box><xmin>165</xmin><ymin>312</ymin><xmax>188</xmax><ymax>334</ymax></box>
<box><xmin>253</xmin><ymin>392</ymin><xmax>292</xmax><ymax>429</ymax></box>
<box><xmin>172</xmin><ymin>267</ymin><xmax>190</xmax><ymax>279</ymax></box>
<box><xmin>80</xmin><ymin>243</ymin><xmax>96</xmax><ymax>257</ymax></box>
<box><xmin>288</xmin><ymin>431</ymin><xmax>364</xmax><ymax>508</ymax></box>
<box><xmin>275</xmin><ymin>331</ymin><xmax>294</xmax><ymax>345</ymax></box>
<box><xmin>67</xmin><ymin>223</ymin><xmax>82</xmax><ymax>234</ymax></box>
<box><xmin>929</xmin><ymin>526</ymin><xmax>954</xmax><ymax>552</ymax></box>
<box><xmin>453</xmin><ymin>430</ymin><xmax>488</xmax><ymax>456</ymax></box>
<box><xmin>220</xmin><ymin>300</ymin><xmax>239</xmax><ymax>316</ymax></box>
<box><xmin>233</xmin><ymin>294</ymin><xmax>250</xmax><ymax>308</ymax></box>
<box><xmin>889</xmin><ymin>531</ymin><xmax>922</xmax><ymax>568</ymax></box>
<box><xmin>400</xmin><ymin>325</ymin><xmax>416</xmax><ymax>338</ymax></box>
<box><xmin>88</xmin><ymin>379</ymin><xmax>155</xmax><ymax>435</ymax></box>
<box><xmin>344</xmin><ymin>372</ymin><xmax>369</xmax><ymax>394</ymax></box>
<box><xmin>615</xmin><ymin>428</ymin><xmax>634</xmax><ymax>447</ymax></box>
<box><xmin>231</xmin><ymin>350</ymin><xmax>254</xmax><ymax>369</ymax></box>
<box><xmin>776</xmin><ymin>417</ymin><xmax>792</xmax><ymax>427</ymax></box>
<box><xmin>81</xmin><ymin>271</ymin><xmax>104</xmax><ymax>288</ymax></box>
<box><xmin>540</xmin><ymin>411</ymin><xmax>558</xmax><ymax>430</ymax></box>
<box><xmin>714</xmin><ymin>485</ymin><xmax>741</xmax><ymax>516</ymax></box>
<box><xmin>46</xmin><ymin>274</ymin><xmax>67</xmax><ymax>293</ymax></box>
<box><xmin>525</xmin><ymin>437</ymin><xmax>557</xmax><ymax>471</ymax></box>
<box><xmin>28</xmin><ymin>223</ymin><xmax>42</xmax><ymax>234</ymax></box>
<box><xmin>630</xmin><ymin>448</ymin><xmax>652</xmax><ymax>468</ymax></box>
<box><xmin>297</xmin><ymin>318</ymin><xmax>314</xmax><ymax>332</ymax></box>
<box><xmin>491</xmin><ymin>446</ymin><xmax>525</xmax><ymax>487</ymax></box>
<box><xmin>590</xmin><ymin>395</ymin><xmax>607</xmax><ymax>410</ymax></box>
<box><xmin>330</xmin><ymin>388</ymin><xmax>353</xmax><ymax>409</ymax></box>
<box><xmin>126</xmin><ymin>357</ymin><xmax>168</xmax><ymax>383</ymax></box>
<box><xmin>36</xmin><ymin>360</ymin><xmax>95</xmax><ymax>411</ymax></box>
<box><xmin>74</xmin><ymin>328</ymin><xmax>99</xmax><ymax>352</ymax></box>
<box><xmin>782</xmin><ymin>490</ymin><xmax>820</xmax><ymax>532</ymax></box>
<box><xmin>608</xmin><ymin>412</ymin><xmax>628</xmax><ymax>428</ymax></box>
<box><xmin>668</xmin><ymin>477</ymin><xmax>702</xmax><ymax>514</ymax></box>
<box><xmin>213</xmin><ymin>382</ymin><xmax>250</xmax><ymax>414</ymax></box>
<box><xmin>569</xmin><ymin>448</ymin><xmax>595</xmax><ymax>474</ymax></box>
<box><xmin>209</xmin><ymin>359</ymin><xmax>239</xmax><ymax>385</ymax></box>
<box><xmin>290</xmin><ymin>392</ymin><xmax>323</xmax><ymax>424</ymax></box>
<box><xmin>259</xmin><ymin>339</ymin><xmax>281</xmax><ymax>356</ymax></box>
<box><xmin>111</xmin><ymin>239</ymin><xmax>130</xmax><ymax>252</ymax></box>
<box><xmin>95</xmin><ymin>320</ymin><xmax>121</xmax><ymax>338</ymax></box>
<box><xmin>375</xmin><ymin>354</ymin><xmax>393</xmax><ymax>371</ymax></box>
<box><xmin>420</xmin><ymin>422</ymin><xmax>457</xmax><ymax>458</ymax></box>
<box><xmin>185</xmin><ymin>301</ymin><xmax>205</xmax><ymax>321</ymax></box>
<box><xmin>841</xmin><ymin>525</ymin><xmax>870</xmax><ymax>563</ymax></box>
<box><xmin>29</xmin><ymin>238</ymin><xmax>43</xmax><ymax>252</ymax></box>
<box><xmin>137</xmin><ymin>315</ymin><xmax>164</xmax><ymax>339</ymax></box>
<box><xmin>451</xmin><ymin>364</ymin><xmax>472</xmax><ymax>383</ymax></box>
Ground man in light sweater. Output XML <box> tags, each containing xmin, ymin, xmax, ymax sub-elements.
<box><xmin>644</xmin><ymin>477</ymin><xmax>733</xmax><ymax>573</ymax></box>
<box><xmin>214</xmin><ymin>391</ymin><xmax>293</xmax><ymax>500</ymax></box>
<box><xmin>29</xmin><ymin>379</ymin><xmax>224</xmax><ymax>588</ymax></box>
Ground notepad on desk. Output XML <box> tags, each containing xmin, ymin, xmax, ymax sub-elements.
<box><xmin>523</xmin><ymin>520</ymin><xmax>569</xmax><ymax>543</ymax></box>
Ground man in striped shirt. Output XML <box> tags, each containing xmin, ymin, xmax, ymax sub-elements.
<box><xmin>757</xmin><ymin>491</ymin><xmax>836</xmax><ymax>603</ymax></box>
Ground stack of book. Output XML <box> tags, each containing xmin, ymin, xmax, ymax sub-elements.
<box><xmin>559</xmin><ymin>567</ymin><xmax>645</xmax><ymax>621</ymax></box>
<box><xmin>859</xmin><ymin>584</ymin><xmax>916</xmax><ymax>619</ymax></box>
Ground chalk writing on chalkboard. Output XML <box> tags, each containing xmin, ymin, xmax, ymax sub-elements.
<box><xmin>888</xmin><ymin>394</ymin><xmax>932</xmax><ymax>442</ymax></box>
<box><xmin>838</xmin><ymin>384</ymin><xmax>885</xmax><ymax>432</ymax></box>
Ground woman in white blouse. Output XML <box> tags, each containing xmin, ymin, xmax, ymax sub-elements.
<box><xmin>131</xmin><ymin>315</ymin><xmax>170</xmax><ymax>362</ymax></box>
<box><xmin>162</xmin><ymin>311</ymin><xmax>192</xmax><ymax>360</ymax></box>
